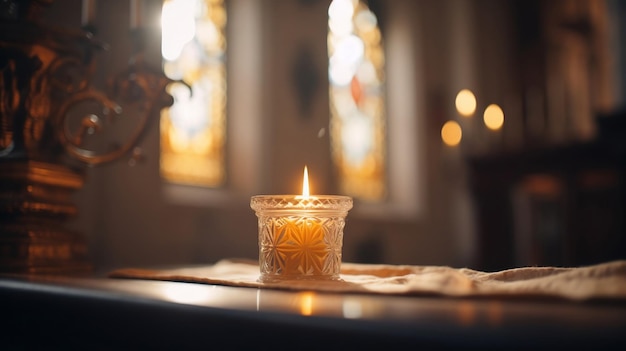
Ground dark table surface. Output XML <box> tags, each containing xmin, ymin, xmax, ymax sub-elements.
<box><xmin>2</xmin><ymin>270</ymin><xmax>626</xmax><ymax>350</ymax></box>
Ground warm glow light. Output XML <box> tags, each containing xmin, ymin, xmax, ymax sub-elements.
<box><xmin>161</xmin><ymin>0</ymin><xmax>196</xmax><ymax>61</ymax></box>
<box><xmin>342</xmin><ymin>299</ymin><xmax>363</xmax><ymax>318</ymax></box>
<box><xmin>328</xmin><ymin>0</ymin><xmax>355</xmax><ymax>37</ymax></box>
<box><xmin>329</xmin><ymin>35</ymin><xmax>365</xmax><ymax>86</ymax></box>
<box><xmin>328</xmin><ymin>0</ymin><xmax>354</xmax><ymax>22</ymax></box>
<box><xmin>441</xmin><ymin>120</ymin><xmax>462</xmax><ymax>146</ymax></box>
<box><xmin>299</xmin><ymin>292</ymin><xmax>315</xmax><ymax>316</ymax></box>
<box><xmin>160</xmin><ymin>0</ymin><xmax>227</xmax><ymax>187</ymax></box>
<box><xmin>483</xmin><ymin>104</ymin><xmax>504</xmax><ymax>130</ymax></box>
<box><xmin>160</xmin><ymin>284</ymin><xmax>212</xmax><ymax>304</ymax></box>
<box><xmin>302</xmin><ymin>166</ymin><xmax>310</xmax><ymax>198</ymax></box>
<box><xmin>455</xmin><ymin>89</ymin><xmax>477</xmax><ymax>117</ymax></box>
<box><xmin>457</xmin><ymin>301</ymin><xmax>477</xmax><ymax>325</ymax></box>
<box><xmin>328</xmin><ymin>0</ymin><xmax>386</xmax><ymax>202</ymax></box>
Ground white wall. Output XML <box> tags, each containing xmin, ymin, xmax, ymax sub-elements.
<box><xmin>48</xmin><ymin>0</ymin><xmax>528</xmax><ymax>273</ymax></box>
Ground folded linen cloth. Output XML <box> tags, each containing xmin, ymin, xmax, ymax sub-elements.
<box><xmin>108</xmin><ymin>259</ymin><xmax>626</xmax><ymax>301</ymax></box>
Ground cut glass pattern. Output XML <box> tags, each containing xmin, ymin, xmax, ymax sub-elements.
<box><xmin>251</xmin><ymin>195</ymin><xmax>352</xmax><ymax>282</ymax></box>
<box><xmin>258</xmin><ymin>215</ymin><xmax>345</xmax><ymax>279</ymax></box>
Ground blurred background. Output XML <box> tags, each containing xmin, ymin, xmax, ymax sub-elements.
<box><xmin>36</xmin><ymin>0</ymin><xmax>626</xmax><ymax>273</ymax></box>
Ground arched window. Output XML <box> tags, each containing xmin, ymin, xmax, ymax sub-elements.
<box><xmin>160</xmin><ymin>0</ymin><xmax>227</xmax><ymax>187</ymax></box>
<box><xmin>328</xmin><ymin>0</ymin><xmax>386</xmax><ymax>201</ymax></box>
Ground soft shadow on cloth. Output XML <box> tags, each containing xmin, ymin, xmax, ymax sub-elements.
<box><xmin>108</xmin><ymin>259</ymin><xmax>626</xmax><ymax>302</ymax></box>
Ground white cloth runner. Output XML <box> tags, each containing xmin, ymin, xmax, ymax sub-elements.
<box><xmin>108</xmin><ymin>259</ymin><xmax>626</xmax><ymax>301</ymax></box>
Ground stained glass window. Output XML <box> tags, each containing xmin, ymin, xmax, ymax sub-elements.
<box><xmin>328</xmin><ymin>0</ymin><xmax>386</xmax><ymax>201</ymax></box>
<box><xmin>160</xmin><ymin>0</ymin><xmax>226</xmax><ymax>187</ymax></box>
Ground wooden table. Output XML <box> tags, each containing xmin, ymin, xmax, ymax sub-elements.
<box><xmin>2</xmin><ymin>271</ymin><xmax>625</xmax><ymax>350</ymax></box>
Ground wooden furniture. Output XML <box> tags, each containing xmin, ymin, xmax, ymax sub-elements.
<box><xmin>469</xmin><ymin>114</ymin><xmax>626</xmax><ymax>271</ymax></box>
<box><xmin>2</xmin><ymin>272</ymin><xmax>625</xmax><ymax>349</ymax></box>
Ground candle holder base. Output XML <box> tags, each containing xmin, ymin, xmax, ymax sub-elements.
<box><xmin>251</xmin><ymin>195</ymin><xmax>352</xmax><ymax>282</ymax></box>
<box><xmin>257</xmin><ymin>274</ymin><xmax>342</xmax><ymax>284</ymax></box>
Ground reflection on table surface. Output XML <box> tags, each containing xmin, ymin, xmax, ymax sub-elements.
<box><xmin>2</xmin><ymin>273</ymin><xmax>626</xmax><ymax>349</ymax></box>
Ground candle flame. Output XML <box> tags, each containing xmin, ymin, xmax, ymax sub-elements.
<box><xmin>302</xmin><ymin>166</ymin><xmax>310</xmax><ymax>199</ymax></box>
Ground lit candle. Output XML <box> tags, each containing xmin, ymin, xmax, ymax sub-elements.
<box><xmin>279</xmin><ymin>166</ymin><xmax>324</xmax><ymax>277</ymax></box>
<box><xmin>250</xmin><ymin>166</ymin><xmax>352</xmax><ymax>282</ymax></box>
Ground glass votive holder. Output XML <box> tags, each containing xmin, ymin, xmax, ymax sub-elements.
<box><xmin>250</xmin><ymin>195</ymin><xmax>353</xmax><ymax>283</ymax></box>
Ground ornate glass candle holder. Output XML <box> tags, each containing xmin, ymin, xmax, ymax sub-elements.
<box><xmin>250</xmin><ymin>194</ymin><xmax>353</xmax><ymax>282</ymax></box>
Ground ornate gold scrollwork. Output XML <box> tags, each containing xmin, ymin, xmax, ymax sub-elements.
<box><xmin>0</xmin><ymin>0</ymin><xmax>186</xmax><ymax>273</ymax></box>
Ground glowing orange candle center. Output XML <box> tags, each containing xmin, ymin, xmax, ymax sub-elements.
<box><xmin>280</xmin><ymin>166</ymin><xmax>327</xmax><ymax>277</ymax></box>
